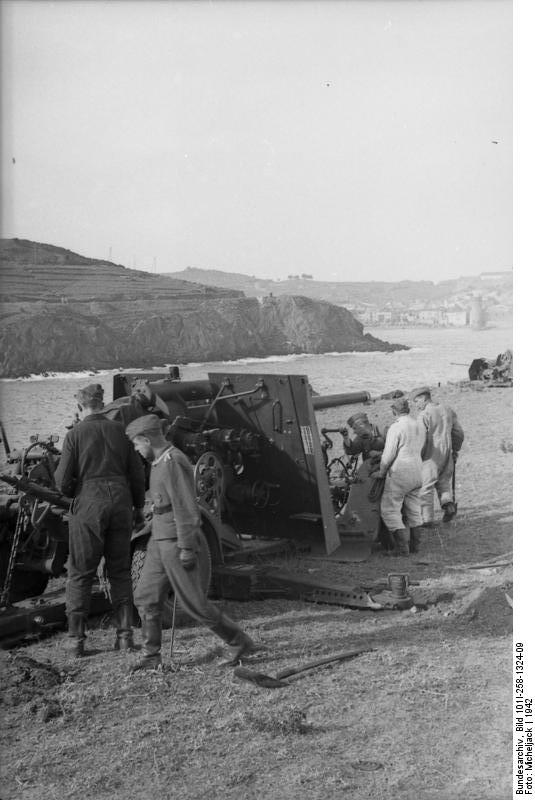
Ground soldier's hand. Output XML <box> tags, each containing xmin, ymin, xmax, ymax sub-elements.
<box><xmin>179</xmin><ymin>548</ymin><xmax>197</xmax><ymax>571</ymax></box>
<box><xmin>133</xmin><ymin>508</ymin><xmax>146</xmax><ymax>531</ymax></box>
<box><xmin>339</xmin><ymin>427</ymin><xmax>348</xmax><ymax>438</ymax></box>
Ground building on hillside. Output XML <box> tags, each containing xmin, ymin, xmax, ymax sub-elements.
<box><xmin>358</xmin><ymin>303</ymin><xmax>468</xmax><ymax>327</ymax></box>
<box><xmin>417</xmin><ymin>307</ymin><xmax>444</xmax><ymax>325</ymax></box>
<box><xmin>479</xmin><ymin>270</ymin><xmax>512</xmax><ymax>282</ymax></box>
<box><xmin>469</xmin><ymin>296</ymin><xmax>486</xmax><ymax>329</ymax></box>
<box><xmin>444</xmin><ymin>306</ymin><xmax>469</xmax><ymax>326</ymax></box>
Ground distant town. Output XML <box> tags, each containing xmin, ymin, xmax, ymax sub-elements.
<box><xmin>174</xmin><ymin>267</ymin><xmax>513</xmax><ymax>329</ymax></box>
<box><xmin>348</xmin><ymin>271</ymin><xmax>512</xmax><ymax>328</ymax></box>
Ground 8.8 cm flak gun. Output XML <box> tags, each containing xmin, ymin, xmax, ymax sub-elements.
<box><xmin>0</xmin><ymin>370</ymin><xmax>387</xmax><ymax>641</ymax></box>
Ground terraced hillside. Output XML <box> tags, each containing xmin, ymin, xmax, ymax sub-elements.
<box><xmin>0</xmin><ymin>239</ymin><xmax>238</xmax><ymax>303</ymax></box>
<box><xmin>0</xmin><ymin>239</ymin><xmax>404</xmax><ymax>377</ymax></box>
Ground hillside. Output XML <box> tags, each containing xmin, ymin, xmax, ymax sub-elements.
<box><xmin>171</xmin><ymin>266</ymin><xmax>513</xmax><ymax>323</ymax></box>
<box><xmin>0</xmin><ymin>240</ymin><xmax>404</xmax><ymax>377</ymax></box>
<box><xmin>0</xmin><ymin>239</ymin><xmax>239</xmax><ymax>303</ymax></box>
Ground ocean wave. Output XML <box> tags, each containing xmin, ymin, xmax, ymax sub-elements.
<box><xmin>0</xmin><ymin>346</ymin><xmax>429</xmax><ymax>382</ymax></box>
<box><xmin>1</xmin><ymin>369</ymin><xmax>111</xmax><ymax>382</ymax></box>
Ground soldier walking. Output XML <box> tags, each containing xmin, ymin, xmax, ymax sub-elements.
<box><xmin>125</xmin><ymin>414</ymin><xmax>260</xmax><ymax>670</ymax></box>
<box><xmin>411</xmin><ymin>386</ymin><xmax>464</xmax><ymax>525</ymax></box>
<box><xmin>371</xmin><ymin>398</ymin><xmax>425</xmax><ymax>556</ymax></box>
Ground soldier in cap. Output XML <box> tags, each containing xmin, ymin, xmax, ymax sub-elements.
<box><xmin>370</xmin><ymin>397</ymin><xmax>425</xmax><ymax>556</ymax></box>
<box><xmin>341</xmin><ymin>412</ymin><xmax>385</xmax><ymax>464</ymax></box>
<box><xmin>125</xmin><ymin>414</ymin><xmax>260</xmax><ymax>670</ymax></box>
<box><xmin>411</xmin><ymin>386</ymin><xmax>464</xmax><ymax>524</ymax></box>
<box><xmin>55</xmin><ymin>383</ymin><xmax>146</xmax><ymax>657</ymax></box>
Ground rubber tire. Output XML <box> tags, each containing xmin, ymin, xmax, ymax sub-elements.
<box><xmin>0</xmin><ymin>541</ymin><xmax>50</xmax><ymax>603</ymax></box>
<box><xmin>7</xmin><ymin>571</ymin><xmax>50</xmax><ymax>603</ymax></box>
<box><xmin>130</xmin><ymin>531</ymin><xmax>212</xmax><ymax>629</ymax></box>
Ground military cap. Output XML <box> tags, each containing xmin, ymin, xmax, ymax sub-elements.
<box><xmin>391</xmin><ymin>397</ymin><xmax>410</xmax><ymax>414</ymax></box>
<box><xmin>347</xmin><ymin>412</ymin><xmax>369</xmax><ymax>427</ymax></box>
<box><xmin>75</xmin><ymin>383</ymin><xmax>104</xmax><ymax>405</ymax></box>
<box><xmin>125</xmin><ymin>414</ymin><xmax>163</xmax><ymax>440</ymax></box>
<box><xmin>411</xmin><ymin>385</ymin><xmax>432</xmax><ymax>400</ymax></box>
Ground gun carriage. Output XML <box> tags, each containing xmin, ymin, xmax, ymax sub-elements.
<box><xmin>0</xmin><ymin>369</ymin><xmax>382</xmax><ymax>635</ymax></box>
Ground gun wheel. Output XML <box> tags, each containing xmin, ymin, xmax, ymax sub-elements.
<box><xmin>194</xmin><ymin>451</ymin><xmax>226</xmax><ymax>517</ymax></box>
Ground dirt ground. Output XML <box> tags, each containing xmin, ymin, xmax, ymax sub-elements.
<box><xmin>0</xmin><ymin>382</ymin><xmax>513</xmax><ymax>800</ymax></box>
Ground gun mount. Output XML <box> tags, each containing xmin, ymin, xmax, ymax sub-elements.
<box><xmin>468</xmin><ymin>349</ymin><xmax>513</xmax><ymax>386</ymax></box>
<box><xmin>0</xmin><ymin>435</ymin><xmax>68</xmax><ymax>608</ymax></box>
<box><xmin>0</xmin><ymin>369</ymin><xmax>383</xmax><ymax>636</ymax></box>
<box><xmin>109</xmin><ymin>371</ymin><xmax>382</xmax><ymax>557</ymax></box>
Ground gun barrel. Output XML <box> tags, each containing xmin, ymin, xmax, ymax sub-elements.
<box><xmin>312</xmin><ymin>391</ymin><xmax>371</xmax><ymax>410</ymax></box>
<box><xmin>0</xmin><ymin>473</ymin><xmax>71</xmax><ymax>510</ymax></box>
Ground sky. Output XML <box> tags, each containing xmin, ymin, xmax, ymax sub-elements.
<box><xmin>0</xmin><ymin>0</ymin><xmax>512</xmax><ymax>283</ymax></box>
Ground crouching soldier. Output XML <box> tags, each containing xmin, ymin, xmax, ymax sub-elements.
<box><xmin>125</xmin><ymin>414</ymin><xmax>261</xmax><ymax>670</ymax></box>
<box><xmin>371</xmin><ymin>398</ymin><xmax>425</xmax><ymax>556</ymax></box>
<box><xmin>341</xmin><ymin>412</ymin><xmax>385</xmax><ymax>466</ymax></box>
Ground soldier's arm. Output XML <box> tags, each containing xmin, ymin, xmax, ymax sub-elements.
<box><xmin>126</xmin><ymin>440</ymin><xmax>147</xmax><ymax>509</ymax></box>
<box><xmin>420</xmin><ymin>411</ymin><xmax>432</xmax><ymax>460</ymax></box>
<box><xmin>162</xmin><ymin>457</ymin><xmax>200</xmax><ymax>550</ymax></box>
<box><xmin>54</xmin><ymin>431</ymin><xmax>77</xmax><ymax>497</ymax></box>
<box><xmin>451</xmin><ymin>410</ymin><xmax>465</xmax><ymax>453</ymax></box>
<box><xmin>372</xmin><ymin>433</ymin><xmax>385</xmax><ymax>452</ymax></box>
<box><xmin>378</xmin><ymin>427</ymin><xmax>400</xmax><ymax>476</ymax></box>
<box><xmin>343</xmin><ymin>437</ymin><xmax>362</xmax><ymax>456</ymax></box>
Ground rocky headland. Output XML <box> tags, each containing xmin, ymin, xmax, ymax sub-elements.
<box><xmin>0</xmin><ymin>239</ymin><xmax>405</xmax><ymax>377</ymax></box>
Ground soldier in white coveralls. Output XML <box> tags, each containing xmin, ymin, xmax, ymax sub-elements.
<box><xmin>411</xmin><ymin>386</ymin><xmax>464</xmax><ymax>525</ymax></box>
<box><xmin>371</xmin><ymin>397</ymin><xmax>425</xmax><ymax>556</ymax></box>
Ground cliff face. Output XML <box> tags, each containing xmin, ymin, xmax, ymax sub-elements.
<box><xmin>0</xmin><ymin>295</ymin><xmax>405</xmax><ymax>377</ymax></box>
<box><xmin>0</xmin><ymin>239</ymin><xmax>406</xmax><ymax>377</ymax></box>
<box><xmin>258</xmin><ymin>295</ymin><xmax>393</xmax><ymax>353</ymax></box>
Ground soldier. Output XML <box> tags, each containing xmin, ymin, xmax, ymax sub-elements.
<box><xmin>411</xmin><ymin>386</ymin><xmax>464</xmax><ymax>525</ymax></box>
<box><xmin>371</xmin><ymin>398</ymin><xmax>425</xmax><ymax>556</ymax></box>
<box><xmin>125</xmin><ymin>414</ymin><xmax>260</xmax><ymax>670</ymax></box>
<box><xmin>341</xmin><ymin>412</ymin><xmax>385</xmax><ymax>464</ymax></box>
<box><xmin>55</xmin><ymin>384</ymin><xmax>146</xmax><ymax>657</ymax></box>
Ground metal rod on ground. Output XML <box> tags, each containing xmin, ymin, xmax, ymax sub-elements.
<box><xmin>0</xmin><ymin>420</ymin><xmax>11</xmax><ymax>458</ymax></box>
<box><xmin>169</xmin><ymin>593</ymin><xmax>177</xmax><ymax>658</ymax></box>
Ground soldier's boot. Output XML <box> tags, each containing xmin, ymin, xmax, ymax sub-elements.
<box><xmin>410</xmin><ymin>526</ymin><xmax>423</xmax><ymax>554</ymax></box>
<box><xmin>113</xmin><ymin>600</ymin><xmax>135</xmax><ymax>652</ymax></box>
<box><xmin>210</xmin><ymin>614</ymin><xmax>264</xmax><ymax>666</ymax></box>
<box><xmin>441</xmin><ymin>502</ymin><xmax>457</xmax><ymax>523</ymax></box>
<box><xmin>66</xmin><ymin>612</ymin><xmax>86</xmax><ymax>658</ymax></box>
<box><xmin>130</xmin><ymin>615</ymin><xmax>162</xmax><ymax>671</ymax></box>
<box><xmin>379</xmin><ymin>526</ymin><xmax>397</xmax><ymax>556</ymax></box>
<box><xmin>393</xmin><ymin>529</ymin><xmax>410</xmax><ymax>557</ymax></box>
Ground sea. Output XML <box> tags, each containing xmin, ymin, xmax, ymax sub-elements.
<box><xmin>0</xmin><ymin>324</ymin><xmax>512</xmax><ymax>451</ymax></box>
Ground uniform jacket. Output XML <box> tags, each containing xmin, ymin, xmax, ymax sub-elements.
<box><xmin>55</xmin><ymin>413</ymin><xmax>146</xmax><ymax>508</ymax></box>
<box><xmin>149</xmin><ymin>445</ymin><xmax>200</xmax><ymax>549</ymax></box>
<box><xmin>418</xmin><ymin>401</ymin><xmax>464</xmax><ymax>468</ymax></box>
<box><xmin>343</xmin><ymin>424</ymin><xmax>385</xmax><ymax>459</ymax></box>
<box><xmin>380</xmin><ymin>414</ymin><xmax>424</xmax><ymax>490</ymax></box>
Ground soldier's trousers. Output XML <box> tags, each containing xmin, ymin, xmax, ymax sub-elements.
<box><xmin>420</xmin><ymin>457</ymin><xmax>454</xmax><ymax>523</ymax></box>
<box><xmin>66</xmin><ymin>481</ymin><xmax>133</xmax><ymax>625</ymax></box>
<box><xmin>134</xmin><ymin>535</ymin><xmax>242</xmax><ymax>648</ymax></box>
<box><xmin>380</xmin><ymin>476</ymin><xmax>423</xmax><ymax>532</ymax></box>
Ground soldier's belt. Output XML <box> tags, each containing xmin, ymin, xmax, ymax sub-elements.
<box><xmin>153</xmin><ymin>504</ymin><xmax>172</xmax><ymax>515</ymax></box>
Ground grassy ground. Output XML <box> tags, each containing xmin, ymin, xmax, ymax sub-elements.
<box><xmin>0</xmin><ymin>383</ymin><xmax>513</xmax><ymax>800</ymax></box>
